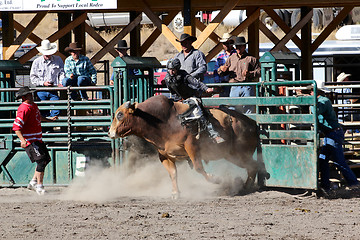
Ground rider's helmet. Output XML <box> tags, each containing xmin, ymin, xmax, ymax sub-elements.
<box><xmin>166</xmin><ymin>58</ymin><xmax>181</xmax><ymax>71</ymax></box>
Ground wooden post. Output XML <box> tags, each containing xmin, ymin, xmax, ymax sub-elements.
<box><xmin>183</xmin><ymin>0</ymin><xmax>195</xmax><ymax>36</ymax></box>
<box><xmin>58</xmin><ymin>13</ymin><xmax>72</xmax><ymax>60</ymax></box>
<box><xmin>130</xmin><ymin>11</ymin><xmax>141</xmax><ymax>57</ymax></box>
<box><xmin>301</xmin><ymin>7</ymin><xmax>312</xmax><ymax>80</ymax></box>
<box><xmin>247</xmin><ymin>7</ymin><xmax>260</xmax><ymax>59</ymax></box>
<box><xmin>73</xmin><ymin>11</ymin><xmax>86</xmax><ymax>55</ymax></box>
<box><xmin>2</xmin><ymin>12</ymin><xmax>14</xmax><ymax>60</ymax></box>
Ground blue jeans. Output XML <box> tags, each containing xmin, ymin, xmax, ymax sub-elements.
<box><xmin>319</xmin><ymin>128</ymin><xmax>359</xmax><ymax>190</ymax></box>
<box><xmin>62</xmin><ymin>76</ymin><xmax>93</xmax><ymax>100</ymax></box>
<box><xmin>229</xmin><ymin>85</ymin><xmax>255</xmax><ymax>114</ymax></box>
<box><xmin>36</xmin><ymin>91</ymin><xmax>60</xmax><ymax>117</ymax></box>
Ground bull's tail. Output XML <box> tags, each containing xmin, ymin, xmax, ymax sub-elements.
<box><xmin>256</xmin><ymin>125</ymin><xmax>270</xmax><ymax>188</ymax></box>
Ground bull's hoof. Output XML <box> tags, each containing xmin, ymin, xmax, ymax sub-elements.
<box><xmin>207</xmin><ymin>174</ymin><xmax>222</xmax><ymax>184</ymax></box>
<box><xmin>171</xmin><ymin>192</ymin><xmax>180</xmax><ymax>200</ymax></box>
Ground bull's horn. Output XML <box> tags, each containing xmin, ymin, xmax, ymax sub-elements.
<box><xmin>124</xmin><ymin>101</ymin><xmax>131</xmax><ymax>109</ymax></box>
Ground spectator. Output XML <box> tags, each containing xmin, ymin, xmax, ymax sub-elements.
<box><xmin>63</xmin><ymin>42</ymin><xmax>97</xmax><ymax>100</ymax></box>
<box><xmin>217</xmin><ymin>36</ymin><xmax>261</xmax><ymax>114</ymax></box>
<box><xmin>175</xmin><ymin>33</ymin><xmax>207</xmax><ymax>81</ymax></box>
<box><xmin>13</xmin><ymin>87</ymin><xmax>57</xmax><ymax>195</ymax></box>
<box><xmin>213</xmin><ymin>33</ymin><xmax>236</xmax><ymax>97</ymax></box>
<box><xmin>164</xmin><ymin>58</ymin><xmax>224</xmax><ymax>144</ymax></box>
<box><xmin>30</xmin><ymin>39</ymin><xmax>64</xmax><ymax>117</ymax></box>
<box><xmin>303</xmin><ymin>85</ymin><xmax>359</xmax><ymax>195</ymax></box>
<box><xmin>110</xmin><ymin>39</ymin><xmax>139</xmax><ymax>85</ymax></box>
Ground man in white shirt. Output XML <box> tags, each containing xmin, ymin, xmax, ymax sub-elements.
<box><xmin>30</xmin><ymin>39</ymin><xmax>65</xmax><ymax>117</ymax></box>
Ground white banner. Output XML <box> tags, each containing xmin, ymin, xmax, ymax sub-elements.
<box><xmin>0</xmin><ymin>0</ymin><xmax>117</xmax><ymax>11</ymax></box>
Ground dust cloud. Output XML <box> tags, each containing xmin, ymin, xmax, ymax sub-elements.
<box><xmin>62</xmin><ymin>156</ymin><xmax>248</xmax><ymax>202</ymax></box>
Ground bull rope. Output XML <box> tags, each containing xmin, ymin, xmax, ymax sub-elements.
<box><xmin>67</xmin><ymin>86</ymin><xmax>72</xmax><ymax>180</ymax></box>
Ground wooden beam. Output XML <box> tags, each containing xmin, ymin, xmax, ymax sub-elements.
<box><xmin>140</xmin><ymin>11</ymin><xmax>178</xmax><ymax>55</ymax></box>
<box><xmin>138</xmin><ymin>0</ymin><xmax>162</xmax><ymax>30</ymax></box>
<box><xmin>13</xmin><ymin>20</ymin><xmax>42</xmax><ymax>43</ymax></box>
<box><xmin>18</xmin><ymin>12</ymin><xmax>87</xmax><ymax>64</ymax></box>
<box><xmin>205</xmin><ymin>9</ymin><xmax>259</xmax><ymax>62</ymax></box>
<box><xmin>272</xmin><ymin>9</ymin><xmax>313</xmax><ymax>52</ymax></box>
<box><xmin>311</xmin><ymin>6</ymin><xmax>353</xmax><ymax>53</ymax></box>
<box><xmin>13</xmin><ymin>20</ymin><xmax>67</xmax><ymax>61</ymax></box>
<box><xmin>193</xmin><ymin>0</ymin><xmax>239</xmax><ymax>49</ymax></box>
<box><xmin>112</xmin><ymin>0</ymin><xmax>360</xmax><ymax>12</ymax></box>
<box><xmin>84</xmin><ymin>23</ymin><xmax>118</xmax><ymax>58</ymax></box>
<box><xmin>195</xmin><ymin>18</ymin><xmax>220</xmax><ymax>43</ymax></box>
<box><xmin>137</xmin><ymin>1</ymin><xmax>182</xmax><ymax>52</ymax></box>
<box><xmin>162</xmin><ymin>24</ymin><xmax>182</xmax><ymax>52</ymax></box>
<box><xmin>4</xmin><ymin>12</ymin><xmax>48</xmax><ymax>60</ymax></box>
<box><xmin>259</xmin><ymin>22</ymin><xmax>290</xmax><ymax>52</ymax></box>
<box><xmin>263</xmin><ymin>8</ymin><xmax>302</xmax><ymax>49</ymax></box>
<box><xmin>91</xmin><ymin>14</ymin><xmax>142</xmax><ymax>64</ymax></box>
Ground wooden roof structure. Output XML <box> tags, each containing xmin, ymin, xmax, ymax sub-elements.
<box><xmin>1</xmin><ymin>0</ymin><xmax>360</xmax><ymax>80</ymax></box>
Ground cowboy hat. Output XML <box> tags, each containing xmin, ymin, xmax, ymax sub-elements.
<box><xmin>115</xmin><ymin>40</ymin><xmax>130</xmax><ymax>50</ymax></box>
<box><xmin>337</xmin><ymin>72</ymin><xmax>351</xmax><ymax>82</ymax></box>
<box><xmin>176</xmin><ymin>33</ymin><xmax>197</xmax><ymax>43</ymax></box>
<box><xmin>64</xmin><ymin>42</ymin><xmax>82</xmax><ymax>52</ymax></box>
<box><xmin>219</xmin><ymin>33</ymin><xmax>233</xmax><ymax>43</ymax></box>
<box><xmin>15</xmin><ymin>86</ymin><xmax>35</xmax><ymax>100</ymax></box>
<box><xmin>36</xmin><ymin>39</ymin><xmax>57</xmax><ymax>55</ymax></box>
<box><xmin>233</xmin><ymin>36</ymin><xmax>248</xmax><ymax>46</ymax></box>
<box><xmin>303</xmin><ymin>82</ymin><xmax>331</xmax><ymax>94</ymax></box>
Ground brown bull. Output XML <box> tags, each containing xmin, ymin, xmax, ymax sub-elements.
<box><xmin>108</xmin><ymin>95</ymin><xmax>267</xmax><ymax>199</ymax></box>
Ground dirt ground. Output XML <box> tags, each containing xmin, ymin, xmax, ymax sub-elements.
<box><xmin>1</xmin><ymin>160</ymin><xmax>360</xmax><ymax>240</ymax></box>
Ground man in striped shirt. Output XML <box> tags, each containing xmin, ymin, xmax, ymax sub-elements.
<box><xmin>13</xmin><ymin>87</ymin><xmax>57</xmax><ymax>195</ymax></box>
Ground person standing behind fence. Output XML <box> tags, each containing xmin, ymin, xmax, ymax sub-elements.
<box><xmin>217</xmin><ymin>36</ymin><xmax>261</xmax><ymax>114</ymax></box>
<box><xmin>62</xmin><ymin>42</ymin><xmax>97</xmax><ymax>100</ymax></box>
<box><xmin>175</xmin><ymin>33</ymin><xmax>207</xmax><ymax>82</ymax></box>
<box><xmin>213</xmin><ymin>33</ymin><xmax>236</xmax><ymax>97</ymax></box>
<box><xmin>13</xmin><ymin>87</ymin><xmax>57</xmax><ymax>195</ymax></box>
<box><xmin>30</xmin><ymin>39</ymin><xmax>64</xmax><ymax>117</ymax></box>
<box><xmin>110</xmin><ymin>40</ymin><xmax>139</xmax><ymax>85</ymax></box>
<box><xmin>302</xmin><ymin>85</ymin><xmax>359</xmax><ymax>195</ymax></box>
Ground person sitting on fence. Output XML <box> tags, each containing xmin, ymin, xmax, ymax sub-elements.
<box><xmin>30</xmin><ymin>39</ymin><xmax>64</xmax><ymax>117</ymax></box>
<box><xmin>163</xmin><ymin>58</ymin><xmax>225</xmax><ymax>144</ymax></box>
<box><xmin>13</xmin><ymin>87</ymin><xmax>57</xmax><ymax>195</ymax></box>
<box><xmin>62</xmin><ymin>42</ymin><xmax>97</xmax><ymax>100</ymax></box>
<box><xmin>302</xmin><ymin>84</ymin><xmax>359</xmax><ymax>195</ymax></box>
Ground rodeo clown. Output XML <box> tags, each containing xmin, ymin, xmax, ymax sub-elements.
<box><xmin>13</xmin><ymin>87</ymin><xmax>57</xmax><ymax>195</ymax></box>
<box><xmin>163</xmin><ymin>58</ymin><xmax>225</xmax><ymax>144</ymax></box>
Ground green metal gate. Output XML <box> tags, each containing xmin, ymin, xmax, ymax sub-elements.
<box><xmin>203</xmin><ymin>80</ymin><xmax>319</xmax><ymax>189</ymax></box>
<box><xmin>0</xmin><ymin>86</ymin><xmax>114</xmax><ymax>186</ymax></box>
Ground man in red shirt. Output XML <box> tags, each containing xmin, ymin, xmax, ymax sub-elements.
<box><xmin>13</xmin><ymin>87</ymin><xmax>57</xmax><ymax>195</ymax></box>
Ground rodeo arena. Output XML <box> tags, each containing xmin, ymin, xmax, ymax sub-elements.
<box><xmin>2</xmin><ymin>0</ymin><xmax>360</xmax><ymax>239</ymax></box>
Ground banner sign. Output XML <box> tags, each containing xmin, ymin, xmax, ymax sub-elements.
<box><xmin>0</xmin><ymin>0</ymin><xmax>117</xmax><ymax>11</ymax></box>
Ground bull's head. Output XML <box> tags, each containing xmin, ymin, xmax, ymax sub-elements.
<box><xmin>108</xmin><ymin>101</ymin><xmax>138</xmax><ymax>139</ymax></box>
